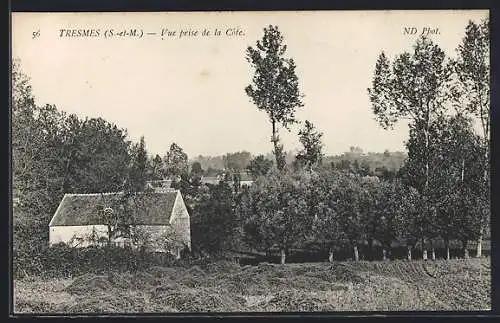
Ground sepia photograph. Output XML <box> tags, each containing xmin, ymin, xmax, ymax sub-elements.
<box><xmin>11</xmin><ymin>10</ymin><xmax>491</xmax><ymax>314</ymax></box>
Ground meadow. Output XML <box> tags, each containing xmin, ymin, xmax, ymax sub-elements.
<box><xmin>13</xmin><ymin>257</ymin><xmax>490</xmax><ymax>313</ymax></box>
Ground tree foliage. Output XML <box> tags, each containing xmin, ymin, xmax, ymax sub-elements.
<box><xmin>147</xmin><ymin>154</ymin><xmax>165</xmax><ymax>181</ymax></box>
<box><xmin>223</xmin><ymin>151</ymin><xmax>252</xmax><ymax>172</ymax></box>
<box><xmin>12</xmin><ymin>60</ymin><xmax>145</xmax><ymax>273</ymax></box>
<box><xmin>451</xmin><ymin>19</ymin><xmax>490</xmax><ymax>141</ymax></box>
<box><xmin>368</xmin><ymin>36</ymin><xmax>449</xmax><ymax>192</ymax></box>
<box><xmin>310</xmin><ymin>170</ymin><xmax>348</xmax><ymax>257</ymax></box>
<box><xmin>367</xmin><ymin>36</ymin><xmax>454</xmax><ymax>258</ymax></box>
<box><xmin>239</xmin><ymin>170</ymin><xmax>313</xmax><ymax>262</ymax></box>
<box><xmin>127</xmin><ymin>136</ymin><xmax>148</xmax><ymax>192</ymax></box>
<box><xmin>430</xmin><ymin>114</ymin><xmax>484</xmax><ymax>251</ymax></box>
<box><xmin>190</xmin><ymin>161</ymin><xmax>204</xmax><ymax>178</ymax></box>
<box><xmin>247</xmin><ymin>155</ymin><xmax>274</xmax><ymax>178</ymax></box>
<box><xmin>451</xmin><ymin>18</ymin><xmax>490</xmax><ymax>256</ymax></box>
<box><xmin>190</xmin><ymin>182</ymin><xmax>239</xmax><ymax>255</ymax></box>
<box><xmin>295</xmin><ymin>120</ymin><xmax>324</xmax><ymax>170</ymax></box>
<box><xmin>164</xmin><ymin>143</ymin><xmax>188</xmax><ymax>178</ymax></box>
<box><xmin>245</xmin><ymin>25</ymin><xmax>304</xmax><ymax>171</ymax></box>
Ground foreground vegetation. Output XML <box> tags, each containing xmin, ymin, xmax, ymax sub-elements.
<box><xmin>14</xmin><ymin>258</ymin><xmax>490</xmax><ymax>313</ymax></box>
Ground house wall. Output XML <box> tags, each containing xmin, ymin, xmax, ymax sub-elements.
<box><xmin>49</xmin><ymin>224</ymin><xmax>188</xmax><ymax>255</ymax></box>
<box><xmin>49</xmin><ymin>225</ymin><xmax>109</xmax><ymax>248</ymax></box>
<box><xmin>171</xmin><ymin>192</ymin><xmax>191</xmax><ymax>250</ymax></box>
<box><xmin>49</xmin><ymin>225</ymin><xmax>173</xmax><ymax>250</ymax></box>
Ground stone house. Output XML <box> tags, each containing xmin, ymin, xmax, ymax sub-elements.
<box><xmin>48</xmin><ymin>189</ymin><xmax>191</xmax><ymax>258</ymax></box>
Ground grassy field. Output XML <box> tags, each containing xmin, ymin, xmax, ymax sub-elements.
<box><xmin>13</xmin><ymin>258</ymin><xmax>490</xmax><ymax>313</ymax></box>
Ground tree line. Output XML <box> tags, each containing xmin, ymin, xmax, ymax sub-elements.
<box><xmin>12</xmin><ymin>18</ymin><xmax>490</xmax><ymax>273</ymax></box>
<box><xmin>225</xmin><ymin>19</ymin><xmax>489</xmax><ymax>263</ymax></box>
<box><xmin>165</xmin><ymin>19</ymin><xmax>489</xmax><ymax>264</ymax></box>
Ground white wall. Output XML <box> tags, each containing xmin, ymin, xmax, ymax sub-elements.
<box><xmin>240</xmin><ymin>180</ymin><xmax>253</xmax><ymax>186</ymax></box>
<box><xmin>49</xmin><ymin>224</ymin><xmax>184</xmax><ymax>255</ymax></box>
<box><xmin>171</xmin><ymin>192</ymin><xmax>191</xmax><ymax>250</ymax></box>
<box><xmin>49</xmin><ymin>225</ymin><xmax>108</xmax><ymax>248</ymax></box>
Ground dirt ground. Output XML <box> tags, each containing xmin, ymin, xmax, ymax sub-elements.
<box><xmin>13</xmin><ymin>258</ymin><xmax>491</xmax><ymax>313</ymax></box>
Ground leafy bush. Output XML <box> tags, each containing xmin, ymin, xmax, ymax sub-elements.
<box><xmin>16</xmin><ymin>244</ymin><xmax>179</xmax><ymax>278</ymax></box>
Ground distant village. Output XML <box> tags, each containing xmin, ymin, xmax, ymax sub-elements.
<box><xmin>145</xmin><ymin>171</ymin><xmax>255</xmax><ymax>191</ymax></box>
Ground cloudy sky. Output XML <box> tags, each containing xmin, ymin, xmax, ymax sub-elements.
<box><xmin>12</xmin><ymin>10</ymin><xmax>488</xmax><ymax>157</ymax></box>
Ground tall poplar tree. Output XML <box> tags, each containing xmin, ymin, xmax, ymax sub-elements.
<box><xmin>245</xmin><ymin>25</ymin><xmax>304</xmax><ymax>171</ymax></box>
<box><xmin>450</xmin><ymin>18</ymin><xmax>490</xmax><ymax>257</ymax></box>
<box><xmin>367</xmin><ymin>36</ymin><xmax>450</xmax><ymax>259</ymax></box>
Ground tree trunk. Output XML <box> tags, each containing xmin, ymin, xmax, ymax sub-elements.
<box><xmin>422</xmin><ymin>237</ymin><xmax>427</xmax><ymax>260</ymax></box>
<box><xmin>407</xmin><ymin>245</ymin><xmax>412</xmax><ymax>261</ymax></box>
<box><xmin>422</xmin><ymin>121</ymin><xmax>430</xmax><ymax>261</ymax></box>
<box><xmin>445</xmin><ymin>238</ymin><xmax>450</xmax><ymax>260</ymax></box>
<box><xmin>463</xmin><ymin>239</ymin><xmax>469</xmax><ymax>259</ymax></box>
<box><xmin>353</xmin><ymin>245</ymin><xmax>359</xmax><ymax>262</ymax></box>
<box><xmin>424</xmin><ymin>126</ymin><xmax>430</xmax><ymax>191</ymax></box>
<box><xmin>461</xmin><ymin>159</ymin><xmax>465</xmax><ymax>182</ymax></box>
<box><xmin>476</xmin><ymin>228</ymin><xmax>483</xmax><ymax>258</ymax></box>
<box><xmin>477</xmin><ymin>143</ymin><xmax>488</xmax><ymax>258</ymax></box>
<box><xmin>272</xmin><ymin>119</ymin><xmax>278</xmax><ymax>165</ymax></box>
<box><xmin>271</xmin><ymin>119</ymin><xmax>284</xmax><ymax>171</ymax></box>
<box><xmin>460</xmin><ymin>159</ymin><xmax>471</xmax><ymax>261</ymax></box>
<box><xmin>328</xmin><ymin>248</ymin><xmax>334</xmax><ymax>263</ymax></box>
<box><xmin>107</xmin><ymin>226</ymin><xmax>112</xmax><ymax>247</ymax></box>
<box><xmin>280</xmin><ymin>248</ymin><xmax>286</xmax><ymax>265</ymax></box>
<box><xmin>368</xmin><ymin>238</ymin><xmax>374</xmax><ymax>261</ymax></box>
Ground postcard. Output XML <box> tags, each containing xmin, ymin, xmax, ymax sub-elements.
<box><xmin>11</xmin><ymin>10</ymin><xmax>491</xmax><ymax>314</ymax></box>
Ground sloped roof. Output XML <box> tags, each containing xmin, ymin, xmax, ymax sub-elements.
<box><xmin>49</xmin><ymin>191</ymin><xmax>180</xmax><ymax>227</ymax></box>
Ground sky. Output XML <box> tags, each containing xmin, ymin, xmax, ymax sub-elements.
<box><xmin>11</xmin><ymin>10</ymin><xmax>489</xmax><ymax>158</ymax></box>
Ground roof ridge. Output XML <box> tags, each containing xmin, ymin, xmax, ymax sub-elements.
<box><xmin>151</xmin><ymin>188</ymin><xmax>178</xmax><ymax>193</ymax></box>
<box><xmin>66</xmin><ymin>192</ymin><xmax>122</xmax><ymax>196</ymax></box>
<box><xmin>65</xmin><ymin>190</ymin><xmax>179</xmax><ymax>196</ymax></box>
